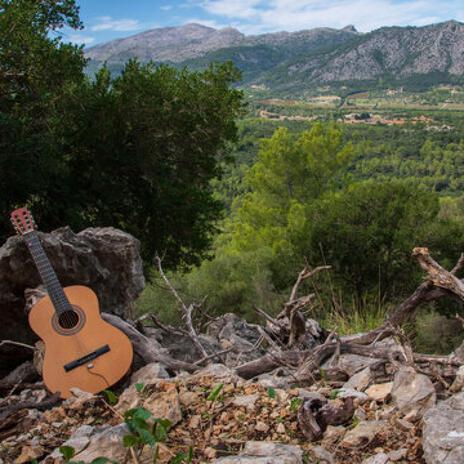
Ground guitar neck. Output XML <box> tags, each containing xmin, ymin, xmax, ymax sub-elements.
<box><xmin>23</xmin><ymin>231</ymin><xmax>71</xmax><ymax>314</ymax></box>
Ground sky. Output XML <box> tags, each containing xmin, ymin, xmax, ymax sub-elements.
<box><xmin>66</xmin><ymin>0</ymin><xmax>464</xmax><ymax>47</ymax></box>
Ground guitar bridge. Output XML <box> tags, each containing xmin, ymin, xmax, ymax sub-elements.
<box><xmin>64</xmin><ymin>344</ymin><xmax>110</xmax><ymax>372</ymax></box>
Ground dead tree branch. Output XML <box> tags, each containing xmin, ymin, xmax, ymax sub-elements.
<box><xmin>102</xmin><ymin>313</ymin><xmax>197</xmax><ymax>373</ymax></box>
<box><xmin>155</xmin><ymin>255</ymin><xmax>209</xmax><ymax>359</ymax></box>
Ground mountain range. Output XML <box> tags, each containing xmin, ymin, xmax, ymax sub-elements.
<box><xmin>85</xmin><ymin>21</ymin><xmax>464</xmax><ymax>95</ymax></box>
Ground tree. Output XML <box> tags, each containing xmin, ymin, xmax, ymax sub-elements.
<box><xmin>56</xmin><ymin>61</ymin><xmax>244</xmax><ymax>266</ymax></box>
<box><xmin>224</xmin><ymin>123</ymin><xmax>352</xmax><ymax>286</ymax></box>
<box><xmin>0</xmin><ymin>1</ymin><xmax>244</xmax><ymax>268</ymax></box>
<box><xmin>306</xmin><ymin>181</ymin><xmax>464</xmax><ymax>298</ymax></box>
<box><xmin>0</xmin><ymin>0</ymin><xmax>85</xmax><ymax>238</ymax></box>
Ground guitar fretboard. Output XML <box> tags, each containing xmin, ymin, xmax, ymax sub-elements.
<box><xmin>24</xmin><ymin>232</ymin><xmax>71</xmax><ymax>315</ymax></box>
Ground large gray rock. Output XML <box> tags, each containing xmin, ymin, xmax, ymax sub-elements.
<box><xmin>213</xmin><ymin>441</ymin><xmax>303</xmax><ymax>464</ymax></box>
<box><xmin>391</xmin><ymin>366</ymin><xmax>436</xmax><ymax>417</ymax></box>
<box><xmin>450</xmin><ymin>365</ymin><xmax>464</xmax><ymax>393</ymax></box>
<box><xmin>423</xmin><ymin>392</ymin><xmax>464</xmax><ymax>464</ymax></box>
<box><xmin>130</xmin><ymin>362</ymin><xmax>170</xmax><ymax>384</ymax></box>
<box><xmin>44</xmin><ymin>423</ymin><xmax>152</xmax><ymax>464</ymax></box>
<box><xmin>206</xmin><ymin>313</ymin><xmax>266</xmax><ymax>366</ymax></box>
<box><xmin>362</xmin><ymin>453</ymin><xmax>390</xmax><ymax>464</ymax></box>
<box><xmin>341</xmin><ymin>420</ymin><xmax>387</xmax><ymax>448</ymax></box>
<box><xmin>343</xmin><ymin>367</ymin><xmax>372</xmax><ymax>391</ymax></box>
<box><xmin>0</xmin><ymin>227</ymin><xmax>145</xmax><ymax>375</ymax></box>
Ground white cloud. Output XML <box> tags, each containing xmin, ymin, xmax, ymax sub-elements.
<box><xmin>91</xmin><ymin>16</ymin><xmax>142</xmax><ymax>32</ymax></box>
<box><xmin>201</xmin><ymin>0</ymin><xmax>262</xmax><ymax>20</ymax></box>
<box><xmin>197</xmin><ymin>0</ymin><xmax>463</xmax><ymax>33</ymax></box>
<box><xmin>160</xmin><ymin>5</ymin><xmax>173</xmax><ymax>10</ymax></box>
<box><xmin>68</xmin><ymin>34</ymin><xmax>95</xmax><ymax>45</ymax></box>
<box><xmin>183</xmin><ymin>18</ymin><xmax>228</xmax><ymax>29</ymax></box>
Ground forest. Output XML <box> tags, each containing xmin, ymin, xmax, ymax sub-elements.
<box><xmin>141</xmin><ymin>117</ymin><xmax>464</xmax><ymax>354</ymax></box>
<box><xmin>3</xmin><ymin>0</ymin><xmax>464</xmax><ymax>356</ymax></box>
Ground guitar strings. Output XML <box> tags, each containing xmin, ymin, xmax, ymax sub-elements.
<box><xmin>28</xmin><ymin>233</ymin><xmax>76</xmax><ymax>328</ymax></box>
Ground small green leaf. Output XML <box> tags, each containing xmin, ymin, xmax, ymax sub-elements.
<box><xmin>169</xmin><ymin>453</ymin><xmax>187</xmax><ymax>464</ymax></box>
<box><xmin>290</xmin><ymin>397</ymin><xmax>303</xmax><ymax>413</ymax></box>
<box><xmin>123</xmin><ymin>434</ymin><xmax>139</xmax><ymax>448</ymax></box>
<box><xmin>90</xmin><ymin>458</ymin><xmax>114</xmax><ymax>464</ymax></box>
<box><xmin>329</xmin><ymin>389</ymin><xmax>341</xmax><ymax>399</ymax></box>
<box><xmin>267</xmin><ymin>387</ymin><xmax>276</xmax><ymax>399</ymax></box>
<box><xmin>125</xmin><ymin>407</ymin><xmax>152</xmax><ymax>421</ymax></box>
<box><xmin>135</xmin><ymin>382</ymin><xmax>145</xmax><ymax>393</ymax></box>
<box><xmin>153</xmin><ymin>419</ymin><xmax>170</xmax><ymax>442</ymax></box>
<box><xmin>207</xmin><ymin>383</ymin><xmax>223</xmax><ymax>401</ymax></box>
<box><xmin>102</xmin><ymin>389</ymin><xmax>118</xmax><ymax>406</ymax></box>
<box><xmin>60</xmin><ymin>445</ymin><xmax>76</xmax><ymax>461</ymax></box>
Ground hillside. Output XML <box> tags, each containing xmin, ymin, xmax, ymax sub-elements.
<box><xmin>85</xmin><ymin>21</ymin><xmax>464</xmax><ymax>95</ymax></box>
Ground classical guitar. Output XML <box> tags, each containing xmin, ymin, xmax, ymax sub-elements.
<box><xmin>10</xmin><ymin>207</ymin><xmax>133</xmax><ymax>399</ymax></box>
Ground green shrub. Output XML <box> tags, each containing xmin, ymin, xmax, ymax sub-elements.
<box><xmin>322</xmin><ymin>294</ymin><xmax>391</xmax><ymax>335</ymax></box>
<box><xmin>413</xmin><ymin>309</ymin><xmax>464</xmax><ymax>354</ymax></box>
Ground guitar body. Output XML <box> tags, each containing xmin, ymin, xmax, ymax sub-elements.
<box><xmin>29</xmin><ymin>285</ymin><xmax>133</xmax><ymax>399</ymax></box>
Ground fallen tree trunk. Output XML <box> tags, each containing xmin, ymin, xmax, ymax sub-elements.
<box><xmin>102</xmin><ymin>313</ymin><xmax>198</xmax><ymax>373</ymax></box>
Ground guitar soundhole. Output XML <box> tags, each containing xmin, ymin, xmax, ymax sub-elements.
<box><xmin>58</xmin><ymin>310</ymin><xmax>80</xmax><ymax>329</ymax></box>
<box><xmin>52</xmin><ymin>306</ymin><xmax>86</xmax><ymax>335</ymax></box>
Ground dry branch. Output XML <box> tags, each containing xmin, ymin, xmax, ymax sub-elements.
<box><xmin>155</xmin><ymin>255</ymin><xmax>209</xmax><ymax>359</ymax></box>
<box><xmin>102</xmin><ymin>313</ymin><xmax>197</xmax><ymax>373</ymax></box>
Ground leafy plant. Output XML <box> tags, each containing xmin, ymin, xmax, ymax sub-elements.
<box><xmin>170</xmin><ymin>447</ymin><xmax>194</xmax><ymax>463</ymax></box>
<box><xmin>207</xmin><ymin>383</ymin><xmax>224</xmax><ymax>402</ymax></box>
<box><xmin>135</xmin><ymin>382</ymin><xmax>145</xmax><ymax>394</ymax></box>
<box><xmin>290</xmin><ymin>397</ymin><xmax>303</xmax><ymax>413</ymax></box>
<box><xmin>59</xmin><ymin>445</ymin><xmax>114</xmax><ymax>464</ymax></box>
<box><xmin>267</xmin><ymin>387</ymin><xmax>277</xmax><ymax>399</ymax></box>
<box><xmin>102</xmin><ymin>389</ymin><xmax>118</xmax><ymax>406</ymax></box>
<box><xmin>122</xmin><ymin>407</ymin><xmax>172</xmax><ymax>463</ymax></box>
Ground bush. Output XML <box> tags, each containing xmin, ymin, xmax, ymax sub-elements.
<box><xmin>413</xmin><ymin>309</ymin><xmax>464</xmax><ymax>354</ymax></box>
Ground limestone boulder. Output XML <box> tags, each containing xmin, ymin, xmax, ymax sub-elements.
<box><xmin>213</xmin><ymin>441</ymin><xmax>304</xmax><ymax>464</ymax></box>
<box><xmin>423</xmin><ymin>392</ymin><xmax>464</xmax><ymax>464</ymax></box>
<box><xmin>391</xmin><ymin>366</ymin><xmax>436</xmax><ymax>417</ymax></box>
<box><xmin>0</xmin><ymin>227</ymin><xmax>145</xmax><ymax>375</ymax></box>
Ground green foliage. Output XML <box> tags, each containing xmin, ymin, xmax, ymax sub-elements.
<box><xmin>290</xmin><ymin>397</ymin><xmax>303</xmax><ymax>413</ymax></box>
<box><xmin>102</xmin><ymin>389</ymin><xmax>118</xmax><ymax>406</ymax></box>
<box><xmin>207</xmin><ymin>383</ymin><xmax>223</xmax><ymax>402</ymax></box>
<box><xmin>227</xmin><ymin>122</ymin><xmax>352</xmax><ymax>260</ymax></box>
<box><xmin>54</xmin><ymin>61</ymin><xmax>244</xmax><ymax>266</ymax></box>
<box><xmin>323</xmin><ymin>295</ymin><xmax>391</xmax><ymax>335</ymax></box>
<box><xmin>150</xmin><ymin>120</ymin><xmax>464</xmax><ymax>328</ymax></box>
<box><xmin>306</xmin><ymin>180</ymin><xmax>457</xmax><ymax>297</ymax></box>
<box><xmin>59</xmin><ymin>446</ymin><xmax>76</xmax><ymax>461</ymax></box>
<box><xmin>135</xmin><ymin>383</ymin><xmax>145</xmax><ymax>394</ymax></box>
<box><xmin>267</xmin><ymin>387</ymin><xmax>276</xmax><ymax>399</ymax></box>
<box><xmin>0</xmin><ymin>0</ymin><xmax>85</xmax><ymax>237</ymax></box>
<box><xmin>123</xmin><ymin>407</ymin><xmax>171</xmax><ymax>448</ymax></box>
<box><xmin>412</xmin><ymin>309</ymin><xmax>464</xmax><ymax>354</ymax></box>
<box><xmin>0</xmin><ymin>1</ymin><xmax>244</xmax><ymax>269</ymax></box>
<box><xmin>170</xmin><ymin>447</ymin><xmax>194</xmax><ymax>464</ymax></box>
<box><xmin>59</xmin><ymin>445</ymin><xmax>114</xmax><ymax>464</ymax></box>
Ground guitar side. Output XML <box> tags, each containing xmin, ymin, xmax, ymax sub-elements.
<box><xmin>29</xmin><ymin>285</ymin><xmax>133</xmax><ymax>399</ymax></box>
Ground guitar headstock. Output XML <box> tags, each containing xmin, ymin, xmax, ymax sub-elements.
<box><xmin>10</xmin><ymin>207</ymin><xmax>37</xmax><ymax>236</ymax></box>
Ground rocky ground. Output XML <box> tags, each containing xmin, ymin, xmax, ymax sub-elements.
<box><xmin>2</xmin><ymin>229</ymin><xmax>464</xmax><ymax>463</ymax></box>
<box><xmin>2</xmin><ymin>314</ymin><xmax>464</xmax><ymax>464</ymax></box>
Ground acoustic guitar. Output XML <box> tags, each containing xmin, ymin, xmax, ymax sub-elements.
<box><xmin>10</xmin><ymin>207</ymin><xmax>133</xmax><ymax>399</ymax></box>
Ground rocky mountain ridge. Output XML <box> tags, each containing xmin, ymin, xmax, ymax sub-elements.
<box><xmin>85</xmin><ymin>22</ymin><xmax>358</xmax><ymax>63</ymax></box>
<box><xmin>85</xmin><ymin>20</ymin><xmax>464</xmax><ymax>94</ymax></box>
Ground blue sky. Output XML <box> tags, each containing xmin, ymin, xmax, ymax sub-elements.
<box><xmin>66</xmin><ymin>0</ymin><xmax>464</xmax><ymax>47</ymax></box>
